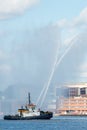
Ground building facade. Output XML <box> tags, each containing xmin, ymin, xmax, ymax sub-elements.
<box><xmin>57</xmin><ymin>97</ymin><xmax>87</xmax><ymax>115</ymax></box>
<box><xmin>56</xmin><ymin>83</ymin><xmax>87</xmax><ymax>115</ymax></box>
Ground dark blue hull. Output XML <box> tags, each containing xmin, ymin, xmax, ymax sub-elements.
<box><xmin>4</xmin><ymin>112</ymin><xmax>53</xmax><ymax>120</ymax></box>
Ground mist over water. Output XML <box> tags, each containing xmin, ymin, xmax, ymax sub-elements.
<box><xmin>0</xmin><ymin>25</ymin><xmax>87</xmax><ymax>106</ymax></box>
<box><xmin>0</xmin><ymin>25</ymin><xmax>61</xmax><ymax>101</ymax></box>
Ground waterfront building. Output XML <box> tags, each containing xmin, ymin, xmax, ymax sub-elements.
<box><xmin>56</xmin><ymin>83</ymin><xmax>87</xmax><ymax>98</ymax></box>
<box><xmin>56</xmin><ymin>83</ymin><xmax>87</xmax><ymax>115</ymax></box>
<box><xmin>57</xmin><ymin>97</ymin><xmax>87</xmax><ymax>115</ymax></box>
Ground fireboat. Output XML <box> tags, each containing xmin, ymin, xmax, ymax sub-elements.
<box><xmin>4</xmin><ymin>93</ymin><xmax>53</xmax><ymax>120</ymax></box>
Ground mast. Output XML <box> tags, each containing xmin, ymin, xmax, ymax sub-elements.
<box><xmin>28</xmin><ymin>92</ymin><xmax>31</xmax><ymax>105</ymax></box>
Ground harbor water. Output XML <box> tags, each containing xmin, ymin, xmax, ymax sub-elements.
<box><xmin>0</xmin><ymin>116</ymin><xmax>87</xmax><ymax>130</ymax></box>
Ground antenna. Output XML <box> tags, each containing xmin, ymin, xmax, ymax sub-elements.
<box><xmin>28</xmin><ymin>92</ymin><xmax>31</xmax><ymax>105</ymax></box>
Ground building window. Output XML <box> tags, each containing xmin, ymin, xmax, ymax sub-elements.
<box><xmin>80</xmin><ymin>88</ymin><xmax>86</xmax><ymax>95</ymax></box>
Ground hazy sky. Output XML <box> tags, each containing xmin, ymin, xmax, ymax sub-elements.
<box><xmin>0</xmin><ymin>0</ymin><xmax>87</xmax><ymax>91</ymax></box>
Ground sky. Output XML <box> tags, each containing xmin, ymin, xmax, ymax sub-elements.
<box><xmin>0</xmin><ymin>0</ymin><xmax>87</xmax><ymax>93</ymax></box>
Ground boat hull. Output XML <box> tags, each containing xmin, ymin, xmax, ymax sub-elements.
<box><xmin>4</xmin><ymin>112</ymin><xmax>53</xmax><ymax>120</ymax></box>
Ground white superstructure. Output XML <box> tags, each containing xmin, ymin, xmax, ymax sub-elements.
<box><xmin>18</xmin><ymin>93</ymin><xmax>40</xmax><ymax>117</ymax></box>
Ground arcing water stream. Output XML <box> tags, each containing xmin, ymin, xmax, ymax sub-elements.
<box><xmin>37</xmin><ymin>34</ymin><xmax>80</xmax><ymax>108</ymax></box>
<box><xmin>36</xmin><ymin>39</ymin><xmax>61</xmax><ymax>107</ymax></box>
